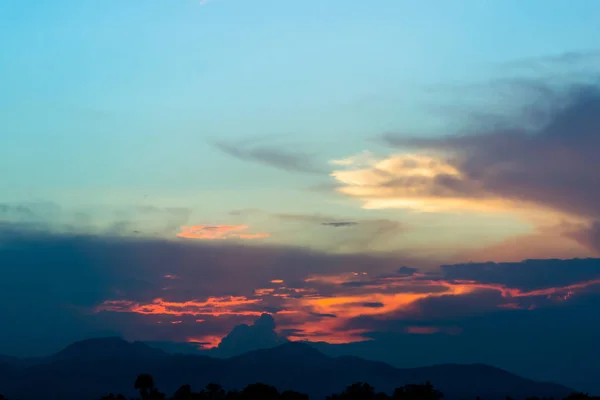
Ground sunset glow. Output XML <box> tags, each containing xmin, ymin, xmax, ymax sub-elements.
<box><xmin>96</xmin><ymin>269</ymin><xmax>600</xmax><ymax>347</ymax></box>
<box><xmin>3</xmin><ymin>1</ymin><xmax>600</xmax><ymax>392</ymax></box>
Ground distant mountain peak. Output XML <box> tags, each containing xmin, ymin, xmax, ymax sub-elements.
<box><xmin>52</xmin><ymin>337</ymin><xmax>167</xmax><ymax>361</ymax></box>
<box><xmin>230</xmin><ymin>341</ymin><xmax>332</xmax><ymax>366</ymax></box>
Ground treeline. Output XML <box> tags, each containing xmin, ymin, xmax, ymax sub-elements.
<box><xmin>1</xmin><ymin>373</ymin><xmax>599</xmax><ymax>400</ymax></box>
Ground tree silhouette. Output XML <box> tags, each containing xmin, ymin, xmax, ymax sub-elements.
<box><xmin>280</xmin><ymin>390</ymin><xmax>309</xmax><ymax>400</ymax></box>
<box><xmin>100</xmin><ymin>394</ymin><xmax>127</xmax><ymax>400</ymax></box>
<box><xmin>86</xmin><ymin>373</ymin><xmax>600</xmax><ymax>400</ymax></box>
<box><xmin>374</xmin><ymin>392</ymin><xmax>389</xmax><ymax>400</ymax></box>
<box><xmin>135</xmin><ymin>373</ymin><xmax>155</xmax><ymax>400</ymax></box>
<box><xmin>564</xmin><ymin>394</ymin><xmax>597</xmax><ymax>400</ymax></box>
<box><xmin>240</xmin><ymin>383</ymin><xmax>279</xmax><ymax>400</ymax></box>
<box><xmin>392</xmin><ymin>382</ymin><xmax>442</xmax><ymax>400</ymax></box>
<box><xmin>150</xmin><ymin>388</ymin><xmax>166</xmax><ymax>400</ymax></box>
<box><xmin>172</xmin><ymin>384</ymin><xmax>193</xmax><ymax>400</ymax></box>
<box><xmin>205</xmin><ymin>383</ymin><xmax>226</xmax><ymax>400</ymax></box>
<box><xmin>225</xmin><ymin>389</ymin><xmax>241</xmax><ymax>400</ymax></box>
<box><xmin>327</xmin><ymin>382</ymin><xmax>376</xmax><ymax>400</ymax></box>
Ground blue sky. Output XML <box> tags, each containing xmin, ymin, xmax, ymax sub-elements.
<box><xmin>2</xmin><ymin>1</ymin><xmax>600</xmax><ymax>256</ymax></box>
<box><xmin>2</xmin><ymin>0</ymin><xmax>599</xmax><ymax>204</ymax></box>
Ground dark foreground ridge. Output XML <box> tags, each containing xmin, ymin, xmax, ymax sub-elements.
<box><xmin>0</xmin><ymin>338</ymin><xmax>581</xmax><ymax>400</ymax></box>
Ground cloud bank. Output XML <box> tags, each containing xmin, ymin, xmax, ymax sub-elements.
<box><xmin>331</xmin><ymin>79</ymin><xmax>600</xmax><ymax>254</ymax></box>
<box><xmin>2</xmin><ymin>222</ymin><xmax>599</xmax><ymax>357</ymax></box>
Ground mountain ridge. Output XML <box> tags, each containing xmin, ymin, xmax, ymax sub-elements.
<box><xmin>0</xmin><ymin>338</ymin><xmax>575</xmax><ymax>400</ymax></box>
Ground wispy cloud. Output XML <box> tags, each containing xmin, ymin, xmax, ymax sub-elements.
<box><xmin>322</xmin><ymin>222</ymin><xmax>358</xmax><ymax>228</ymax></box>
<box><xmin>502</xmin><ymin>49</ymin><xmax>600</xmax><ymax>70</ymax></box>
<box><xmin>212</xmin><ymin>139</ymin><xmax>326</xmax><ymax>174</ymax></box>
<box><xmin>177</xmin><ymin>225</ymin><xmax>269</xmax><ymax>240</ymax></box>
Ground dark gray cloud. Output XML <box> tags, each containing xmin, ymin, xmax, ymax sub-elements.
<box><xmin>397</xmin><ymin>266</ymin><xmax>418</xmax><ymax>276</ymax></box>
<box><xmin>212</xmin><ymin>313</ymin><xmax>287</xmax><ymax>357</ymax></box>
<box><xmin>439</xmin><ymin>258</ymin><xmax>600</xmax><ymax>292</ymax></box>
<box><xmin>407</xmin><ymin>289</ymin><xmax>509</xmax><ymax>320</ymax></box>
<box><xmin>383</xmin><ymin>80</ymin><xmax>600</xmax><ymax>253</ymax></box>
<box><xmin>361</xmin><ymin>302</ymin><xmax>385</xmax><ymax>308</ymax></box>
<box><xmin>212</xmin><ymin>139</ymin><xmax>326</xmax><ymax>174</ymax></box>
<box><xmin>322</xmin><ymin>222</ymin><xmax>358</xmax><ymax>228</ymax></box>
<box><xmin>309</xmin><ymin>312</ymin><xmax>338</xmax><ymax>318</ymax></box>
<box><xmin>567</xmin><ymin>222</ymin><xmax>600</xmax><ymax>254</ymax></box>
<box><xmin>502</xmin><ymin>49</ymin><xmax>600</xmax><ymax>70</ymax></box>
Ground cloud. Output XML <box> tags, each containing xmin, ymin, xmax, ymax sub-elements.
<box><xmin>98</xmin><ymin>296</ymin><xmax>265</xmax><ymax>318</ymax></box>
<box><xmin>397</xmin><ymin>266</ymin><xmax>418</xmax><ymax>276</ymax></box>
<box><xmin>3</xmin><ymin>220</ymin><xmax>600</xmax><ymax>364</ymax></box>
<box><xmin>0</xmin><ymin>222</ymin><xmax>417</xmax><ymax>354</ymax></box>
<box><xmin>332</xmin><ymin>79</ymin><xmax>600</xmax><ymax>254</ymax></box>
<box><xmin>321</xmin><ymin>222</ymin><xmax>358</xmax><ymax>228</ymax></box>
<box><xmin>212</xmin><ymin>313</ymin><xmax>287</xmax><ymax>355</ymax></box>
<box><xmin>438</xmin><ymin>258</ymin><xmax>600</xmax><ymax>292</ymax></box>
<box><xmin>404</xmin><ymin>326</ymin><xmax>443</xmax><ymax>334</ymax></box>
<box><xmin>232</xmin><ymin>210</ymin><xmax>407</xmax><ymax>253</ymax></box>
<box><xmin>309</xmin><ymin>312</ymin><xmax>337</xmax><ymax>318</ymax></box>
<box><xmin>0</xmin><ymin>201</ymin><xmax>194</xmax><ymax>238</ymax></box>
<box><xmin>361</xmin><ymin>302</ymin><xmax>385</xmax><ymax>308</ymax></box>
<box><xmin>502</xmin><ymin>49</ymin><xmax>600</xmax><ymax>71</ymax></box>
<box><xmin>381</xmin><ymin>81</ymin><xmax>600</xmax><ymax>219</ymax></box>
<box><xmin>212</xmin><ymin>139</ymin><xmax>326</xmax><ymax>174</ymax></box>
<box><xmin>177</xmin><ymin>225</ymin><xmax>269</xmax><ymax>240</ymax></box>
<box><xmin>566</xmin><ymin>221</ymin><xmax>600</xmax><ymax>253</ymax></box>
<box><xmin>330</xmin><ymin>153</ymin><xmax>512</xmax><ymax>213</ymax></box>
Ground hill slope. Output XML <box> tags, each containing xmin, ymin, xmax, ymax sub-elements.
<box><xmin>0</xmin><ymin>339</ymin><xmax>573</xmax><ymax>400</ymax></box>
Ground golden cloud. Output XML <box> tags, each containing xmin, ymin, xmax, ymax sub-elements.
<box><xmin>329</xmin><ymin>152</ymin><xmax>577</xmax><ymax>225</ymax></box>
<box><xmin>330</xmin><ymin>153</ymin><xmax>512</xmax><ymax>213</ymax></box>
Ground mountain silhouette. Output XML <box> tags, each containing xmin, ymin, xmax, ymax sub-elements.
<box><xmin>50</xmin><ymin>337</ymin><xmax>168</xmax><ymax>362</ymax></box>
<box><xmin>0</xmin><ymin>338</ymin><xmax>573</xmax><ymax>400</ymax></box>
<box><xmin>230</xmin><ymin>342</ymin><xmax>330</xmax><ymax>366</ymax></box>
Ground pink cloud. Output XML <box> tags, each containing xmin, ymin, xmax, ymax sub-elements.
<box><xmin>177</xmin><ymin>225</ymin><xmax>269</xmax><ymax>240</ymax></box>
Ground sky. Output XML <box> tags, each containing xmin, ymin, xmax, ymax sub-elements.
<box><xmin>1</xmin><ymin>0</ymin><xmax>600</xmax><ymax>392</ymax></box>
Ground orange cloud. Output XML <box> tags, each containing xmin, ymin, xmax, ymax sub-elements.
<box><xmin>97</xmin><ymin>270</ymin><xmax>600</xmax><ymax>346</ymax></box>
<box><xmin>177</xmin><ymin>225</ymin><xmax>269</xmax><ymax>240</ymax></box>
<box><xmin>254</xmin><ymin>288</ymin><xmax>275</xmax><ymax>296</ymax></box>
<box><xmin>279</xmin><ymin>317</ymin><xmax>369</xmax><ymax>344</ymax></box>
<box><xmin>97</xmin><ymin>296</ymin><xmax>264</xmax><ymax>317</ymax></box>
<box><xmin>235</xmin><ymin>233</ymin><xmax>271</xmax><ymax>239</ymax></box>
<box><xmin>187</xmin><ymin>335</ymin><xmax>222</xmax><ymax>349</ymax></box>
